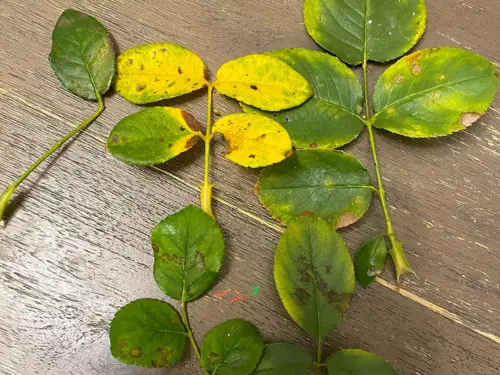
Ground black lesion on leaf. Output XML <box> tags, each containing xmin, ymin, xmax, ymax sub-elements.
<box><xmin>297</xmin><ymin>255</ymin><xmax>313</xmax><ymax>283</ymax></box>
<box><xmin>180</xmin><ymin>126</ymin><xmax>186</xmax><ymax>131</ymax></box>
<box><xmin>325</xmin><ymin>265</ymin><xmax>332</xmax><ymax>275</ymax></box>
<box><xmin>140</xmin><ymin>64</ymin><xmax>144</xmax><ymax>70</ymax></box>
<box><xmin>250</xmin><ymin>85</ymin><xmax>258</xmax><ymax>90</ymax></box>
<box><xmin>294</xmin><ymin>288</ymin><xmax>310</xmax><ymax>305</ymax></box>
<box><xmin>249</xmin><ymin>154</ymin><xmax>256</xmax><ymax>159</ymax></box>
<box><xmin>178</xmin><ymin>67</ymin><xmax>183</xmax><ymax>74</ymax></box>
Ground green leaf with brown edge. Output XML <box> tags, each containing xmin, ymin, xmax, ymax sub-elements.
<box><xmin>372</xmin><ymin>47</ymin><xmax>499</xmax><ymax>137</ymax></box>
<box><xmin>213</xmin><ymin>113</ymin><xmax>293</xmax><ymax>168</ymax></box>
<box><xmin>325</xmin><ymin>349</ymin><xmax>399</xmax><ymax>375</ymax></box>
<box><xmin>304</xmin><ymin>0</ymin><xmax>426</xmax><ymax>66</ymax></box>
<box><xmin>274</xmin><ymin>216</ymin><xmax>355</xmax><ymax>340</ymax></box>
<box><xmin>50</xmin><ymin>9</ymin><xmax>115</xmax><ymax>100</ymax></box>
<box><xmin>107</xmin><ymin>107</ymin><xmax>202</xmax><ymax>166</ymax></box>
<box><xmin>114</xmin><ymin>42</ymin><xmax>208</xmax><ymax>104</ymax></box>
<box><xmin>241</xmin><ymin>48</ymin><xmax>365</xmax><ymax>149</ymax></box>
<box><xmin>214</xmin><ymin>54</ymin><xmax>313</xmax><ymax>111</ymax></box>
<box><xmin>201</xmin><ymin>319</ymin><xmax>264</xmax><ymax>375</ymax></box>
<box><xmin>151</xmin><ymin>205</ymin><xmax>224</xmax><ymax>302</ymax></box>
<box><xmin>257</xmin><ymin>149</ymin><xmax>373</xmax><ymax>228</ymax></box>
<box><xmin>252</xmin><ymin>343</ymin><xmax>315</xmax><ymax>375</ymax></box>
<box><xmin>354</xmin><ymin>234</ymin><xmax>388</xmax><ymax>288</ymax></box>
<box><xmin>110</xmin><ymin>298</ymin><xmax>187</xmax><ymax>368</ymax></box>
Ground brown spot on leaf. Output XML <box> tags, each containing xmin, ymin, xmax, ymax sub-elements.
<box><xmin>460</xmin><ymin>112</ymin><xmax>481</xmax><ymax>127</ymax></box>
<box><xmin>130</xmin><ymin>347</ymin><xmax>143</xmax><ymax>358</ymax></box>
<box><xmin>336</xmin><ymin>212</ymin><xmax>358</xmax><ymax>228</ymax></box>
<box><xmin>208</xmin><ymin>352</ymin><xmax>218</xmax><ymax>365</ymax></box>
<box><xmin>301</xmin><ymin>211</ymin><xmax>315</xmax><ymax>218</ymax></box>
<box><xmin>185</xmin><ymin>135</ymin><xmax>201</xmax><ymax>149</ymax></box>
<box><xmin>250</xmin><ymin>85</ymin><xmax>258</xmax><ymax>90</ymax></box>
<box><xmin>495</xmin><ymin>71</ymin><xmax>500</xmax><ymax>78</ymax></box>
<box><xmin>127</xmin><ymin>59</ymin><xmax>133</xmax><ymax>65</ymax></box>
<box><xmin>249</xmin><ymin>154</ymin><xmax>256</xmax><ymax>159</ymax></box>
<box><xmin>118</xmin><ymin>338</ymin><xmax>127</xmax><ymax>349</ymax></box>
<box><xmin>285</xmin><ymin>150</ymin><xmax>295</xmax><ymax>158</ymax></box>
<box><xmin>136</xmin><ymin>84</ymin><xmax>146</xmax><ymax>92</ymax></box>
<box><xmin>325</xmin><ymin>265</ymin><xmax>332</xmax><ymax>275</ymax></box>
<box><xmin>159</xmin><ymin>138</ymin><xmax>164</xmax><ymax>142</ymax></box>
<box><xmin>152</xmin><ymin>244</ymin><xmax>160</xmax><ymax>254</ymax></box>
<box><xmin>140</xmin><ymin>64</ymin><xmax>144</xmax><ymax>70</ymax></box>
<box><xmin>411</xmin><ymin>65</ymin><xmax>422</xmax><ymax>76</ymax></box>
<box><xmin>178</xmin><ymin>67</ymin><xmax>183</xmax><ymax>74</ymax></box>
<box><xmin>181</xmin><ymin>111</ymin><xmax>201</xmax><ymax>131</ymax></box>
<box><xmin>195</xmin><ymin>251</ymin><xmax>204</xmax><ymax>270</ymax></box>
<box><xmin>393</xmin><ymin>75</ymin><xmax>404</xmax><ymax>84</ymax></box>
<box><xmin>152</xmin><ymin>347</ymin><xmax>175</xmax><ymax>367</ymax></box>
<box><xmin>160</xmin><ymin>253</ymin><xmax>185</xmax><ymax>265</ymax></box>
<box><xmin>161</xmin><ymin>48</ymin><xmax>167</xmax><ymax>52</ymax></box>
<box><xmin>294</xmin><ymin>288</ymin><xmax>310</xmax><ymax>305</ymax></box>
<box><xmin>110</xmin><ymin>135</ymin><xmax>119</xmax><ymax>144</ymax></box>
<box><xmin>297</xmin><ymin>255</ymin><xmax>313</xmax><ymax>283</ymax></box>
<box><xmin>309</xmin><ymin>142</ymin><xmax>318</xmax><ymax>149</ymax></box>
<box><xmin>253</xmin><ymin>182</ymin><xmax>260</xmax><ymax>195</ymax></box>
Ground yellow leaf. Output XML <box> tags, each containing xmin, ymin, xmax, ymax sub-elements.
<box><xmin>213</xmin><ymin>54</ymin><xmax>313</xmax><ymax>111</ymax></box>
<box><xmin>213</xmin><ymin>114</ymin><xmax>293</xmax><ymax>168</ymax></box>
<box><xmin>114</xmin><ymin>42</ymin><xmax>208</xmax><ymax>104</ymax></box>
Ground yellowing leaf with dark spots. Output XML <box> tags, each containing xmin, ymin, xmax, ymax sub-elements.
<box><xmin>274</xmin><ymin>216</ymin><xmax>355</xmax><ymax>340</ymax></box>
<box><xmin>326</xmin><ymin>350</ymin><xmax>398</xmax><ymax>375</ymax></box>
<box><xmin>373</xmin><ymin>47</ymin><xmax>499</xmax><ymax>137</ymax></box>
<box><xmin>151</xmin><ymin>205</ymin><xmax>225</xmax><ymax>302</ymax></box>
<box><xmin>213</xmin><ymin>54</ymin><xmax>313</xmax><ymax>111</ymax></box>
<box><xmin>257</xmin><ymin>149</ymin><xmax>373</xmax><ymax>228</ymax></box>
<box><xmin>110</xmin><ymin>299</ymin><xmax>187</xmax><ymax>368</ymax></box>
<box><xmin>212</xmin><ymin>114</ymin><xmax>292</xmax><ymax>168</ymax></box>
<box><xmin>114</xmin><ymin>42</ymin><xmax>208</xmax><ymax>104</ymax></box>
<box><xmin>107</xmin><ymin>107</ymin><xmax>202</xmax><ymax>166</ymax></box>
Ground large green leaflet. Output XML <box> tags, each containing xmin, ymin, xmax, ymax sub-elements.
<box><xmin>50</xmin><ymin>9</ymin><xmax>115</xmax><ymax>100</ymax></box>
<box><xmin>110</xmin><ymin>299</ymin><xmax>187</xmax><ymax>368</ymax></box>
<box><xmin>304</xmin><ymin>0</ymin><xmax>427</xmax><ymax>66</ymax></box>
<box><xmin>242</xmin><ymin>48</ymin><xmax>365</xmax><ymax>149</ymax></box>
<box><xmin>201</xmin><ymin>319</ymin><xmax>264</xmax><ymax>375</ymax></box>
<box><xmin>354</xmin><ymin>234</ymin><xmax>388</xmax><ymax>288</ymax></box>
<box><xmin>257</xmin><ymin>149</ymin><xmax>373</xmax><ymax>228</ymax></box>
<box><xmin>325</xmin><ymin>349</ymin><xmax>398</xmax><ymax>375</ymax></box>
<box><xmin>373</xmin><ymin>47</ymin><xmax>499</xmax><ymax>137</ymax></box>
<box><xmin>274</xmin><ymin>217</ymin><xmax>355</xmax><ymax>341</ymax></box>
<box><xmin>107</xmin><ymin>107</ymin><xmax>202</xmax><ymax>166</ymax></box>
<box><xmin>151</xmin><ymin>205</ymin><xmax>224</xmax><ymax>302</ymax></box>
<box><xmin>253</xmin><ymin>343</ymin><xmax>314</xmax><ymax>375</ymax></box>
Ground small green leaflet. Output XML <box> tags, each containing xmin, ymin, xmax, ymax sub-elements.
<box><xmin>354</xmin><ymin>235</ymin><xmax>388</xmax><ymax>288</ymax></box>
<box><xmin>109</xmin><ymin>299</ymin><xmax>187</xmax><ymax>368</ymax></box>
<box><xmin>373</xmin><ymin>47</ymin><xmax>499</xmax><ymax>137</ymax></box>
<box><xmin>274</xmin><ymin>217</ymin><xmax>355</xmax><ymax>341</ymax></box>
<box><xmin>253</xmin><ymin>343</ymin><xmax>314</xmax><ymax>375</ymax></box>
<box><xmin>257</xmin><ymin>149</ymin><xmax>373</xmax><ymax>228</ymax></box>
<box><xmin>242</xmin><ymin>48</ymin><xmax>365</xmax><ymax>149</ymax></box>
<box><xmin>325</xmin><ymin>349</ymin><xmax>399</xmax><ymax>375</ymax></box>
<box><xmin>50</xmin><ymin>9</ymin><xmax>115</xmax><ymax>100</ymax></box>
<box><xmin>304</xmin><ymin>0</ymin><xmax>427</xmax><ymax>65</ymax></box>
<box><xmin>201</xmin><ymin>319</ymin><xmax>264</xmax><ymax>375</ymax></box>
<box><xmin>107</xmin><ymin>107</ymin><xmax>202</xmax><ymax>166</ymax></box>
<box><xmin>152</xmin><ymin>205</ymin><xmax>224</xmax><ymax>302</ymax></box>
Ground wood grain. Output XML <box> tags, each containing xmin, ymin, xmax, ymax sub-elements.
<box><xmin>1</xmin><ymin>0</ymin><xmax>499</xmax><ymax>374</ymax></box>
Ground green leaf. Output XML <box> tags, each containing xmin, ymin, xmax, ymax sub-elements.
<box><xmin>325</xmin><ymin>349</ymin><xmax>399</xmax><ymax>375</ymax></box>
<box><xmin>107</xmin><ymin>107</ymin><xmax>202</xmax><ymax>166</ymax></box>
<box><xmin>214</xmin><ymin>54</ymin><xmax>313</xmax><ymax>111</ymax></box>
<box><xmin>372</xmin><ymin>47</ymin><xmax>499</xmax><ymax>137</ymax></box>
<box><xmin>114</xmin><ymin>42</ymin><xmax>208</xmax><ymax>104</ymax></box>
<box><xmin>274</xmin><ymin>216</ymin><xmax>355</xmax><ymax>340</ymax></box>
<box><xmin>354</xmin><ymin>235</ymin><xmax>388</xmax><ymax>288</ymax></box>
<box><xmin>257</xmin><ymin>149</ymin><xmax>373</xmax><ymax>228</ymax></box>
<box><xmin>110</xmin><ymin>299</ymin><xmax>187</xmax><ymax>368</ymax></box>
<box><xmin>213</xmin><ymin>114</ymin><xmax>293</xmax><ymax>168</ymax></box>
<box><xmin>304</xmin><ymin>0</ymin><xmax>426</xmax><ymax>66</ymax></box>
<box><xmin>242</xmin><ymin>48</ymin><xmax>365</xmax><ymax>149</ymax></box>
<box><xmin>152</xmin><ymin>205</ymin><xmax>224</xmax><ymax>302</ymax></box>
<box><xmin>50</xmin><ymin>9</ymin><xmax>115</xmax><ymax>100</ymax></box>
<box><xmin>201</xmin><ymin>319</ymin><xmax>264</xmax><ymax>375</ymax></box>
<box><xmin>253</xmin><ymin>343</ymin><xmax>314</xmax><ymax>375</ymax></box>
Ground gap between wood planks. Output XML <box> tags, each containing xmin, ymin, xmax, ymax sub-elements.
<box><xmin>1</xmin><ymin>87</ymin><xmax>499</xmax><ymax>346</ymax></box>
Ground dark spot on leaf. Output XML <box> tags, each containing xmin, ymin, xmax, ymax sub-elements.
<box><xmin>301</xmin><ymin>211</ymin><xmax>314</xmax><ymax>217</ymax></box>
<box><xmin>180</xmin><ymin>126</ymin><xmax>186</xmax><ymax>131</ymax></box>
<box><xmin>309</xmin><ymin>142</ymin><xmax>317</xmax><ymax>149</ymax></box>
<box><xmin>181</xmin><ymin>111</ymin><xmax>201</xmax><ymax>131</ymax></box>
<box><xmin>118</xmin><ymin>338</ymin><xmax>127</xmax><ymax>349</ymax></box>
<box><xmin>325</xmin><ymin>265</ymin><xmax>332</xmax><ymax>275</ymax></box>
<box><xmin>127</xmin><ymin>59</ymin><xmax>133</xmax><ymax>65</ymax></box>
<box><xmin>168</xmin><ymin>143</ymin><xmax>173</xmax><ymax>148</ymax></box>
<box><xmin>130</xmin><ymin>347</ymin><xmax>143</xmax><ymax>358</ymax></box>
<box><xmin>393</xmin><ymin>75</ymin><xmax>404</xmax><ymax>84</ymax></box>
<box><xmin>110</xmin><ymin>135</ymin><xmax>119</xmax><ymax>144</ymax></box>
<box><xmin>294</xmin><ymin>288</ymin><xmax>310</xmax><ymax>305</ymax></box>
<box><xmin>257</xmin><ymin>133</ymin><xmax>266</xmax><ymax>140</ymax></box>
<box><xmin>285</xmin><ymin>150</ymin><xmax>295</xmax><ymax>158</ymax></box>
<box><xmin>297</xmin><ymin>255</ymin><xmax>313</xmax><ymax>283</ymax></box>
<box><xmin>136</xmin><ymin>84</ymin><xmax>146</xmax><ymax>92</ymax></box>
<box><xmin>185</xmin><ymin>135</ymin><xmax>201</xmax><ymax>149</ymax></box>
<box><xmin>208</xmin><ymin>352</ymin><xmax>218</xmax><ymax>365</ymax></box>
<box><xmin>273</xmin><ymin>113</ymin><xmax>277</xmax><ymax>119</ymax></box>
<box><xmin>152</xmin><ymin>244</ymin><xmax>160</xmax><ymax>254</ymax></box>
<box><xmin>284</xmin><ymin>115</ymin><xmax>290</xmax><ymax>123</ymax></box>
<box><xmin>161</xmin><ymin>48</ymin><xmax>167</xmax><ymax>52</ymax></box>
<box><xmin>188</xmin><ymin>78</ymin><xmax>191</xmax><ymax>82</ymax></box>
<box><xmin>411</xmin><ymin>65</ymin><xmax>422</xmax><ymax>76</ymax></box>
<box><xmin>155</xmin><ymin>77</ymin><xmax>160</xmax><ymax>82</ymax></box>
<box><xmin>160</xmin><ymin>253</ymin><xmax>185</xmax><ymax>265</ymax></box>
<box><xmin>159</xmin><ymin>138</ymin><xmax>164</xmax><ymax>142</ymax></box>
<box><xmin>495</xmin><ymin>71</ymin><xmax>500</xmax><ymax>78</ymax></box>
<box><xmin>249</xmin><ymin>154</ymin><xmax>256</xmax><ymax>159</ymax></box>
<box><xmin>250</xmin><ymin>85</ymin><xmax>258</xmax><ymax>90</ymax></box>
<box><xmin>153</xmin><ymin>51</ymin><xmax>157</xmax><ymax>58</ymax></box>
<box><xmin>178</xmin><ymin>67</ymin><xmax>183</xmax><ymax>74</ymax></box>
<box><xmin>460</xmin><ymin>112</ymin><xmax>481</xmax><ymax>127</ymax></box>
<box><xmin>336</xmin><ymin>212</ymin><xmax>358</xmax><ymax>228</ymax></box>
<box><xmin>140</xmin><ymin>64</ymin><xmax>144</xmax><ymax>70</ymax></box>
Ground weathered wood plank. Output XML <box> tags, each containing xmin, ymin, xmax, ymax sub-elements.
<box><xmin>1</xmin><ymin>95</ymin><xmax>499</xmax><ymax>375</ymax></box>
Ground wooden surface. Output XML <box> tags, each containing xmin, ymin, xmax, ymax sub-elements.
<box><xmin>1</xmin><ymin>1</ymin><xmax>499</xmax><ymax>374</ymax></box>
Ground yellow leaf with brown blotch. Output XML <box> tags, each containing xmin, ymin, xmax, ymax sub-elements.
<box><xmin>213</xmin><ymin>114</ymin><xmax>293</xmax><ymax>168</ymax></box>
<box><xmin>114</xmin><ymin>42</ymin><xmax>208</xmax><ymax>104</ymax></box>
<box><xmin>213</xmin><ymin>54</ymin><xmax>313</xmax><ymax>111</ymax></box>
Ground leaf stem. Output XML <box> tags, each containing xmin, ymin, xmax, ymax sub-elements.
<box><xmin>362</xmin><ymin>57</ymin><xmax>415</xmax><ymax>282</ymax></box>
<box><xmin>200</xmin><ymin>83</ymin><xmax>214</xmax><ymax>217</ymax></box>
<box><xmin>180</xmin><ymin>300</ymin><xmax>208</xmax><ymax>375</ymax></box>
<box><xmin>313</xmin><ymin>340</ymin><xmax>323</xmax><ymax>375</ymax></box>
<box><xmin>0</xmin><ymin>92</ymin><xmax>105</xmax><ymax>222</ymax></box>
